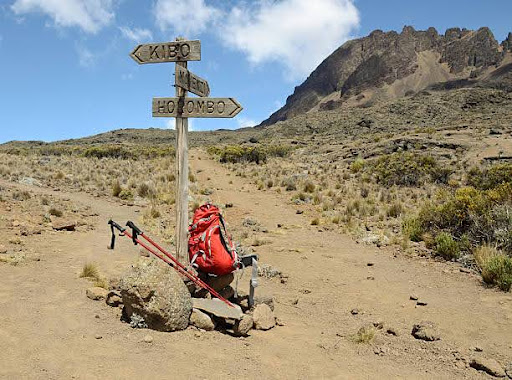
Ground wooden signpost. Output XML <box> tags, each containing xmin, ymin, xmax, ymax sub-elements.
<box><xmin>131</xmin><ymin>38</ymin><xmax>242</xmax><ymax>263</ymax></box>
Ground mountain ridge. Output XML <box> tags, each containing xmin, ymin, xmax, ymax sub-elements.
<box><xmin>259</xmin><ymin>26</ymin><xmax>512</xmax><ymax>127</ymax></box>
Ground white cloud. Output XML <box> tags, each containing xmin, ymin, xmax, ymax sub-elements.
<box><xmin>11</xmin><ymin>0</ymin><xmax>115</xmax><ymax>34</ymax></box>
<box><xmin>223</xmin><ymin>0</ymin><xmax>359</xmax><ymax>80</ymax></box>
<box><xmin>119</xmin><ymin>26</ymin><xmax>153</xmax><ymax>42</ymax></box>
<box><xmin>77</xmin><ymin>46</ymin><xmax>95</xmax><ymax>67</ymax></box>
<box><xmin>154</xmin><ymin>0</ymin><xmax>220</xmax><ymax>36</ymax></box>
<box><xmin>236</xmin><ymin>116</ymin><xmax>257</xmax><ymax>129</ymax></box>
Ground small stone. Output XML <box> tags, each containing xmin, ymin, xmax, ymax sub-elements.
<box><xmin>386</xmin><ymin>328</ymin><xmax>398</xmax><ymax>336</ymax></box>
<box><xmin>367</xmin><ymin>262</ymin><xmax>374</xmax><ymax>267</ymax></box>
<box><xmin>351</xmin><ymin>309</ymin><xmax>359</xmax><ymax>315</ymax></box>
<box><xmin>296</xmin><ymin>210</ymin><xmax>303</xmax><ymax>214</ymax></box>
<box><xmin>225</xmin><ymin>203</ymin><xmax>233</xmax><ymax>208</ymax></box>
<box><xmin>367</xmin><ymin>276</ymin><xmax>375</xmax><ymax>280</ymax></box>
<box><xmin>143</xmin><ymin>335</ymin><xmax>153</xmax><ymax>344</ymax></box>
<box><xmin>473</xmin><ymin>346</ymin><xmax>483</xmax><ymax>352</ymax></box>
<box><xmin>194</xmin><ymin>331</ymin><xmax>202</xmax><ymax>338</ymax></box>
<box><xmin>0</xmin><ymin>245</ymin><xmax>7</xmax><ymax>254</ymax></box>
<box><xmin>460</xmin><ymin>268</ymin><xmax>471</xmax><ymax>273</ymax></box>
<box><xmin>410</xmin><ymin>295</ymin><xmax>419</xmax><ymax>301</ymax></box>
<box><xmin>52</xmin><ymin>220</ymin><xmax>76</xmax><ymax>231</ymax></box>
<box><xmin>106</xmin><ymin>291</ymin><xmax>123</xmax><ymax>307</ymax></box>
<box><xmin>139</xmin><ymin>249</ymin><xmax>150</xmax><ymax>257</ymax></box>
<box><xmin>416</xmin><ymin>301</ymin><xmax>428</xmax><ymax>306</ymax></box>
<box><xmin>412</xmin><ymin>321</ymin><xmax>440</xmax><ymax>341</ymax></box>
<box><xmin>275</xmin><ymin>318</ymin><xmax>285</xmax><ymax>327</ymax></box>
<box><xmin>94</xmin><ymin>334</ymin><xmax>102</xmax><ymax>340</ymax></box>
<box><xmin>233</xmin><ymin>315</ymin><xmax>253</xmax><ymax>336</ymax></box>
<box><xmin>189</xmin><ymin>309</ymin><xmax>216</xmax><ymax>331</ymax></box>
<box><xmin>373</xmin><ymin>322</ymin><xmax>384</xmax><ymax>330</ymax></box>
<box><xmin>253</xmin><ymin>304</ymin><xmax>275</xmax><ymax>331</ymax></box>
<box><xmin>470</xmin><ymin>358</ymin><xmax>506</xmax><ymax>377</ymax></box>
<box><xmin>95</xmin><ymin>314</ymin><xmax>100</xmax><ymax>319</ymax></box>
<box><xmin>86</xmin><ymin>287</ymin><xmax>109</xmax><ymax>301</ymax></box>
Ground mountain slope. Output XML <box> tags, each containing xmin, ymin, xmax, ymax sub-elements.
<box><xmin>260</xmin><ymin>27</ymin><xmax>512</xmax><ymax>127</ymax></box>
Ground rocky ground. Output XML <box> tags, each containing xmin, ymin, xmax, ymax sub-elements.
<box><xmin>0</xmin><ymin>150</ymin><xmax>511</xmax><ymax>379</ymax></box>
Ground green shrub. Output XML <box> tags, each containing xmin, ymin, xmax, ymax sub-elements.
<box><xmin>350</xmin><ymin>158</ymin><xmax>365</xmax><ymax>173</ymax></box>
<box><xmin>435</xmin><ymin>232</ymin><xmax>460</xmax><ymax>260</ymax></box>
<box><xmin>467</xmin><ymin>164</ymin><xmax>512</xmax><ymax>190</ymax></box>
<box><xmin>402</xmin><ymin>217</ymin><xmax>423</xmax><ymax>242</ymax></box>
<box><xmin>370</xmin><ymin>152</ymin><xmax>450</xmax><ymax>187</ymax></box>
<box><xmin>118</xmin><ymin>189</ymin><xmax>133</xmax><ymax>200</ymax></box>
<box><xmin>83</xmin><ymin>145</ymin><xmax>135</xmax><ymax>160</ymax></box>
<box><xmin>481</xmin><ymin>254</ymin><xmax>512</xmax><ymax>291</ymax></box>
<box><xmin>49</xmin><ymin>207</ymin><xmax>63</xmax><ymax>217</ymax></box>
<box><xmin>207</xmin><ymin>144</ymin><xmax>293</xmax><ymax>164</ymax></box>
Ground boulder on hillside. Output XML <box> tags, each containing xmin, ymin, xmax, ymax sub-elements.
<box><xmin>120</xmin><ymin>258</ymin><xmax>192</xmax><ymax>332</ymax></box>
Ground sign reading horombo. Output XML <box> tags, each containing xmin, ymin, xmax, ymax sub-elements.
<box><xmin>153</xmin><ymin>97</ymin><xmax>242</xmax><ymax>118</ymax></box>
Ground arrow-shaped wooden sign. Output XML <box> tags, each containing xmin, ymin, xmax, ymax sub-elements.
<box><xmin>152</xmin><ymin>97</ymin><xmax>242</xmax><ymax>118</ymax></box>
<box><xmin>175</xmin><ymin>65</ymin><xmax>210</xmax><ymax>97</ymax></box>
<box><xmin>130</xmin><ymin>40</ymin><xmax>201</xmax><ymax>64</ymax></box>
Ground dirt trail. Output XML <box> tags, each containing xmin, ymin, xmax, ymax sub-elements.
<box><xmin>0</xmin><ymin>151</ymin><xmax>511</xmax><ymax>379</ymax></box>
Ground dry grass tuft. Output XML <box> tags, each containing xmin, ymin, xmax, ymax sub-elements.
<box><xmin>354</xmin><ymin>325</ymin><xmax>376</xmax><ymax>344</ymax></box>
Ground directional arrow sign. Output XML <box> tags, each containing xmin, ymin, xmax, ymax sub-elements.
<box><xmin>175</xmin><ymin>65</ymin><xmax>210</xmax><ymax>97</ymax></box>
<box><xmin>153</xmin><ymin>97</ymin><xmax>242</xmax><ymax>118</ymax></box>
<box><xmin>130</xmin><ymin>40</ymin><xmax>201</xmax><ymax>64</ymax></box>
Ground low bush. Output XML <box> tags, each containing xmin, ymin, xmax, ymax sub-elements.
<box><xmin>475</xmin><ymin>246</ymin><xmax>512</xmax><ymax>291</ymax></box>
<box><xmin>370</xmin><ymin>152</ymin><xmax>450</xmax><ymax>187</ymax></box>
<box><xmin>481</xmin><ymin>254</ymin><xmax>512</xmax><ymax>291</ymax></box>
<box><xmin>207</xmin><ymin>144</ymin><xmax>294</xmax><ymax>164</ymax></box>
<box><xmin>435</xmin><ymin>232</ymin><xmax>460</xmax><ymax>260</ymax></box>
<box><xmin>402</xmin><ymin>217</ymin><xmax>422</xmax><ymax>242</ymax></box>
<box><xmin>467</xmin><ymin>163</ymin><xmax>512</xmax><ymax>190</ymax></box>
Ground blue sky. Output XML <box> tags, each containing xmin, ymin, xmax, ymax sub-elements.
<box><xmin>0</xmin><ymin>0</ymin><xmax>511</xmax><ymax>143</ymax></box>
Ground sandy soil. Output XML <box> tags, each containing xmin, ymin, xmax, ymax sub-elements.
<box><xmin>0</xmin><ymin>150</ymin><xmax>511</xmax><ymax>379</ymax></box>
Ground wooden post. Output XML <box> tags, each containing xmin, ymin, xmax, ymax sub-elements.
<box><xmin>175</xmin><ymin>39</ymin><xmax>189</xmax><ymax>263</ymax></box>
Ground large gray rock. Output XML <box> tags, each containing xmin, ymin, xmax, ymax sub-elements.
<box><xmin>470</xmin><ymin>358</ymin><xmax>506</xmax><ymax>378</ymax></box>
<box><xmin>120</xmin><ymin>258</ymin><xmax>192</xmax><ymax>332</ymax></box>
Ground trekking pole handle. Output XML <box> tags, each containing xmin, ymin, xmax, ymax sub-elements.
<box><xmin>108</xmin><ymin>219</ymin><xmax>125</xmax><ymax>233</ymax></box>
<box><xmin>126</xmin><ymin>221</ymin><xmax>143</xmax><ymax>235</ymax></box>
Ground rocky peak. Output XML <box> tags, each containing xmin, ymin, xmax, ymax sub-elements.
<box><xmin>259</xmin><ymin>27</ymin><xmax>509</xmax><ymax>128</ymax></box>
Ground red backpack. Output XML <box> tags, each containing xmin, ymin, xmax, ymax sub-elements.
<box><xmin>188</xmin><ymin>203</ymin><xmax>238</xmax><ymax>276</ymax></box>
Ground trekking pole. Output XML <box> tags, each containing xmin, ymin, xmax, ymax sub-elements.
<box><xmin>108</xmin><ymin>220</ymin><xmax>234</xmax><ymax>307</ymax></box>
<box><xmin>125</xmin><ymin>221</ymin><xmax>235</xmax><ymax>307</ymax></box>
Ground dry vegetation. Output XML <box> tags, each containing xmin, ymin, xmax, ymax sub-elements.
<box><xmin>1</xmin><ymin>87</ymin><xmax>512</xmax><ymax>290</ymax></box>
